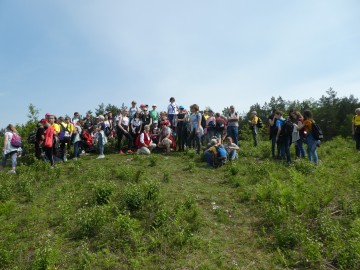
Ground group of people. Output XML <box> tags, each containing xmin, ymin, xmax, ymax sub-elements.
<box><xmin>1</xmin><ymin>96</ymin><xmax>360</xmax><ymax>173</ymax></box>
<box><xmin>0</xmin><ymin>98</ymin><xmax>242</xmax><ymax>172</ymax></box>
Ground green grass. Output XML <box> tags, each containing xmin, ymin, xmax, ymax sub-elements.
<box><xmin>0</xmin><ymin>136</ymin><xmax>360</xmax><ymax>269</ymax></box>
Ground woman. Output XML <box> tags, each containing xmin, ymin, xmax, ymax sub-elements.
<box><xmin>117</xmin><ymin>110</ymin><xmax>133</xmax><ymax>154</ymax></box>
<box><xmin>130</xmin><ymin>111</ymin><xmax>142</xmax><ymax>148</ymax></box>
<box><xmin>176</xmin><ymin>105</ymin><xmax>188</xmax><ymax>151</ymax></box>
<box><xmin>95</xmin><ymin>115</ymin><xmax>107</xmax><ymax>159</ymax></box>
<box><xmin>158</xmin><ymin>121</ymin><xmax>173</xmax><ymax>154</ymax></box>
<box><xmin>187</xmin><ymin>104</ymin><xmax>203</xmax><ymax>154</ymax></box>
<box><xmin>205</xmin><ymin>111</ymin><xmax>216</xmax><ymax>145</ymax></box>
<box><xmin>42</xmin><ymin>119</ymin><xmax>55</xmax><ymax>167</ymax></box>
<box><xmin>1</xmin><ymin>124</ymin><xmax>21</xmax><ymax>174</ymax></box>
<box><xmin>167</xmin><ymin>97</ymin><xmax>178</xmax><ymax>129</ymax></box>
<box><xmin>135</xmin><ymin>125</ymin><xmax>156</xmax><ymax>155</ymax></box>
<box><xmin>72</xmin><ymin>123</ymin><xmax>82</xmax><ymax>160</ymax></box>
<box><xmin>303</xmin><ymin>110</ymin><xmax>320</xmax><ymax>165</ymax></box>
<box><xmin>291</xmin><ymin>111</ymin><xmax>305</xmax><ymax>159</ymax></box>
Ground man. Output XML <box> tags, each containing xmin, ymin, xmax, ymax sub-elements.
<box><xmin>150</xmin><ymin>104</ymin><xmax>159</xmax><ymax>124</ymax></box>
<box><xmin>268</xmin><ymin>109</ymin><xmax>278</xmax><ymax>158</ymax></box>
<box><xmin>227</xmin><ymin>105</ymin><xmax>240</xmax><ymax>145</ymax></box>
<box><xmin>249</xmin><ymin>111</ymin><xmax>259</xmax><ymax>147</ymax></box>
<box><xmin>129</xmin><ymin>101</ymin><xmax>138</xmax><ymax>121</ymax></box>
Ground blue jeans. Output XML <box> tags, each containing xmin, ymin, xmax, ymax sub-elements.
<box><xmin>227</xmin><ymin>126</ymin><xmax>239</xmax><ymax>145</ymax></box>
<box><xmin>98</xmin><ymin>133</ymin><xmax>104</xmax><ymax>155</ymax></box>
<box><xmin>228</xmin><ymin>150</ymin><xmax>238</xmax><ymax>160</ymax></box>
<box><xmin>306</xmin><ymin>133</ymin><xmax>319</xmax><ymax>165</ymax></box>
<box><xmin>74</xmin><ymin>141</ymin><xmax>81</xmax><ymax>158</ymax></box>
<box><xmin>204</xmin><ymin>151</ymin><xmax>214</xmax><ymax>167</ymax></box>
<box><xmin>2</xmin><ymin>151</ymin><xmax>17</xmax><ymax>168</ymax></box>
<box><xmin>295</xmin><ymin>138</ymin><xmax>305</xmax><ymax>158</ymax></box>
<box><xmin>278</xmin><ymin>136</ymin><xmax>291</xmax><ymax>163</ymax></box>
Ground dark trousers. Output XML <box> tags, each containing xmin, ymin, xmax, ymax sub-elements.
<box><xmin>44</xmin><ymin>147</ymin><xmax>54</xmax><ymax>166</ymax></box>
<box><xmin>117</xmin><ymin>130</ymin><xmax>133</xmax><ymax>150</ymax></box>
<box><xmin>188</xmin><ymin>129</ymin><xmax>201</xmax><ymax>154</ymax></box>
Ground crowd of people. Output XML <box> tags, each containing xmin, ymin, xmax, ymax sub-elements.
<box><xmin>1</xmin><ymin>96</ymin><xmax>360</xmax><ymax>173</ymax></box>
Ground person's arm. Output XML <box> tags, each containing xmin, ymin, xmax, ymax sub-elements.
<box><xmin>139</xmin><ymin>133</ymin><xmax>146</xmax><ymax>147</ymax></box>
<box><xmin>276</xmin><ymin>121</ymin><xmax>281</xmax><ymax>141</ymax></box>
<box><xmin>2</xmin><ymin>133</ymin><xmax>8</xmax><ymax>152</ymax></box>
<box><xmin>352</xmin><ymin>117</ymin><xmax>355</xmax><ymax>136</ymax></box>
<box><xmin>196</xmin><ymin>113</ymin><xmax>201</xmax><ymax>133</ymax></box>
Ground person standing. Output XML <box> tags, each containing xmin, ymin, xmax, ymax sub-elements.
<box><xmin>227</xmin><ymin>105</ymin><xmax>240</xmax><ymax>145</ymax></box>
<box><xmin>303</xmin><ymin>110</ymin><xmax>320</xmax><ymax>165</ymax></box>
<box><xmin>167</xmin><ymin>97</ymin><xmax>178</xmax><ymax>129</ymax></box>
<box><xmin>42</xmin><ymin>119</ymin><xmax>55</xmax><ymax>167</ymax></box>
<box><xmin>1</xmin><ymin>124</ymin><xmax>21</xmax><ymax>174</ymax></box>
<box><xmin>268</xmin><ymin>109</ymin><xmax>278</xmax><ymax>158</ymax></box>
<box><xmin>187</xmin><ymin>104</ymin><xmax>203</xmax><ymax>154</ymax></box>
<box><xmin>150</xmin><ymin>104</ymin><xmax>159</xmax><ymax>125</ymax></box>
<box><xmin>249</xmin><ymin>111</ymin><xmax>259</xmax><ymax>147</ymax></box>
<box><xmin>275</xmin><ymin>111</ymin><xmax>292</xmax><ymax>164</ymax></box>
<box><xmin>352</xmin><ymin>108</ymin><xmax>360</xmax><ymax>150</ymax></box>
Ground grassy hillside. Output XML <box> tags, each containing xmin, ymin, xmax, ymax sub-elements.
<box><xmin>1</xmin><ymin>137</ymin><xmax>360</xmax><ymax>269</ymax></box>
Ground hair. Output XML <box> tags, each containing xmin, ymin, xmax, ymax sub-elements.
<box><xmin>275</xmin><ymin>110</ymin><xmax>283</xmax><ymax>116</ymax></box>
<box><xmin>6</xmin><ymin>124</ymin><xmax>17</xmax><ymax>133</ymax></box>
<box><xmin>210</xmin><ymin>139</ymin><xmax>218</xmax><ymax>146</ymax></box>
<box><xmin>144</xmin><ymin>125</ymin><xmax>150</xmax><ymax>130</ymax></box>
<box><xmin>303</xmin><ymin>110</ymin><xmax>313</xmax><ymax>120</ymax></box>
<box><xmin>355</xmin><ymin>108</ymin><xmax>360</xmax><ymax>114</ymax></box>
<box><xmin>169</xmin><ymin>97</ymin><xmax>175</xmax><ymax>102</ymax></box>
<box><xmin>226</xmin><ymin>136</ymin><xmax>233</xmax><ymax>143</ymax></box>
<box><xmin>190</xmin><ymin>104</ymin><xmax>199</xmax><ymax>112</ymax></box>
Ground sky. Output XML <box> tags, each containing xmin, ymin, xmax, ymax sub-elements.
<box><xmin>1</xmin><ymin>0</ymin><xmax>360</xmax><ymax>128</ymax></box>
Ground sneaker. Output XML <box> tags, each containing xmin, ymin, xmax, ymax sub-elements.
<box><xmin>7</xmin><ymin>169</ymin><xmax>16</xmax><ymax>174</ymax></box>
<box><xmin>119</xmin><ymin>150</ymin><xmax>124</xmax><ymax>155</ymax></box>
<box><xmin>96</xmin><ymin>155</ymin><xmax>105</xmax><ymax>159</ymax></box>
<box><xmin>127</xmin><ymin>150</ymin><xmax>133</xmax><ymax>154</ymax></box>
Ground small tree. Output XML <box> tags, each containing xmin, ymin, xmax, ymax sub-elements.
<box><xmin>27</xmin><ymin>103</ymin><xmax>40</xmax><ymax>124</ymax></box>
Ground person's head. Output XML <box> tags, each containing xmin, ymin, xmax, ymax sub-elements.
<box><xmin>6</xmin><ymin>124</ymin><xmax>17</xmax><ymax>133</ymax></box>
<box><xmin>45</xmin><ymin>113</ymin><xmax>51</xmax><ymax>120</ymax></box>
<box><xmin>230</xmin><ymin>105</ymin><xmax>235</xmax><ymax>113</ymax></box>
<box><xmin>169</xmin><ymin>97</ymin><xmax>175</xmax><ymax>103</ymax></box>
<box><xmin>215</xmin><ymin>112</ymin><xmax>221</xmax><ymax>118</ymax></box>
<box><xmin>274</xmin><ymin>111</ymin><xmax>282</xmax><ymax>119</ymax></box>
<box><xmin>123</xmin><ymin>110</ymin><xmax>129</xmax><ymax>116</ymax></box>
<box><xmin>144</xmin><ymin>125</ymin><xmax>150</xmax><ymax>132</ymax></box>
<box><xmin>48</xmin><ymin>115</ymin><xmax>55</xmax><ymax>124</ymax></box>
<box><xmin>251</xmin><ymin>111</ymin><xmax>257</xmax><ymax>116</ymax></box>
<box><xmin>153</xmin><ymin>121</ymin><xmax>158</xmax><ymax>127</ymax></box>
<box><xmin>65</xmin><ymin>116</ymin><xmax>71</xmax><ymax>123</ymax></box>
<box><xmin>152</xmin><ymin>104</ymin><xmax>157</xmax><ymax>110</ymax></box>
<box><xmin>303</xmin><ymin>110</ymin><xmax>313</xmax><ymax>120</ymax></box>
<box><xmin>190</xmin><ymin>104</ymin><xmax>199</xmax><ymax>112</ymax></box>
<box><xmin>225</xmin><ymin>136</ymin><xmax>233</xmax><ymax>144</ymax></box>
<box><xmin>58</xmin><ymin>116</ymin><xmax>64</xmax><ymax>123</ymax></box>
<box><xmin>40</xmin><ymin>118</ymin><xmax>49</xmax><ymax>127</ymax></box>
<box><xmin>208</xmin><ymin>110</ymin><xmax>214</xmax><ymax>116</ymax></box>
<box><xmin>210</xmin><ymin>139</ymin><xmax>218</xmax><ymax>146</ymax></box>
<box><xmin>104</xmin><ymin>115</ymin><xmax>108</xmax><ymax>120</ymax></box>
<box><xmin>135</xmin><ymin>111</ymin><xmax>141</xmax><ymax>117</ymax></box>
<box><xmin>355</xmin><ymin>108</ymin><xmax>360</xmax><ymax>115</ymax></box>
<box><xmin>86</xmin><ymin>113</ymin><xmax>91</xmax><ymax>119</ymax></box>
<box><xmin>131</xmin><ymin>100</ymin><xmax>137</xmax><ymax>107</ymax></box>
<box><xmin>97</xmin><ymin>115</ymin><xmax>105</xmax><ymax>122</ymax></box>
<box><xmin>74</xmin><ymin>112</ymin><xmax>79</xmax><ymax>118</ymax></box>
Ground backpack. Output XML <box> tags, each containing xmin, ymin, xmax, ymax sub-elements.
<box><xmin>208</xmin><ymin>121</ymin><xmax>216</xmax><ymax>128</ymax></box>
<box><xmin>257</xmin><ymin>117</ymin><xmax>263</xmax><ymax>128</ymax></box>
<box><xmin>216</xmin><ymin>119</ymin><xmax>225</xmax><ymax>130</ymax></box>
<box><xmin>280</xmin><ymin>119</ymin><xmax>294</xmax><ymax>137</ymax></box>
<box><xmin>58</xmin><ymin>124</ymin><xmax>70</xmax><ymax>141</ymax></box>
<box><xmin>216</xmin><ymin>145</ymin><xmax>227</xmax><ymax>160</ymax></box>
<box><xmin>201</xmin><ymin>114</ymin><xmax>206</xmax><ymax>129</ymax></box>
<box><xmin>311</xmin><ymin>121</ymin><xmax>323</xmax><ymax>140</ymax></box>
<box><xmin>11</xmin><ymin>133</ymin><xmax>22</xmax><ymax>148</ymax></box>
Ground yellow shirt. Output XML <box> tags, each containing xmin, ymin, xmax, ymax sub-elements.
<box><xmin>61</xmin><ymin>123</ymin><xmax>75</xmax><ymax>133</ymax></box>
<box><xmin>52</xmin><ymin>123</ymin><xmax>61</xmax><ymax>134</ymax></box>
<box><xmin>251</xmin><ymin>116</ymin><xmax>259</xmax><ymax>125</ymax></box>
<box><xmin>352</xmin><ymin>115</ymin><xmax>360</xmax><ymax>126</ymax></box>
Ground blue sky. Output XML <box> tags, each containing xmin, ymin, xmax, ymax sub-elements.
<box><xmin>1</xmin><ymin>0</ymin><xmax>359</xmax><ymax>128</ymax></box>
